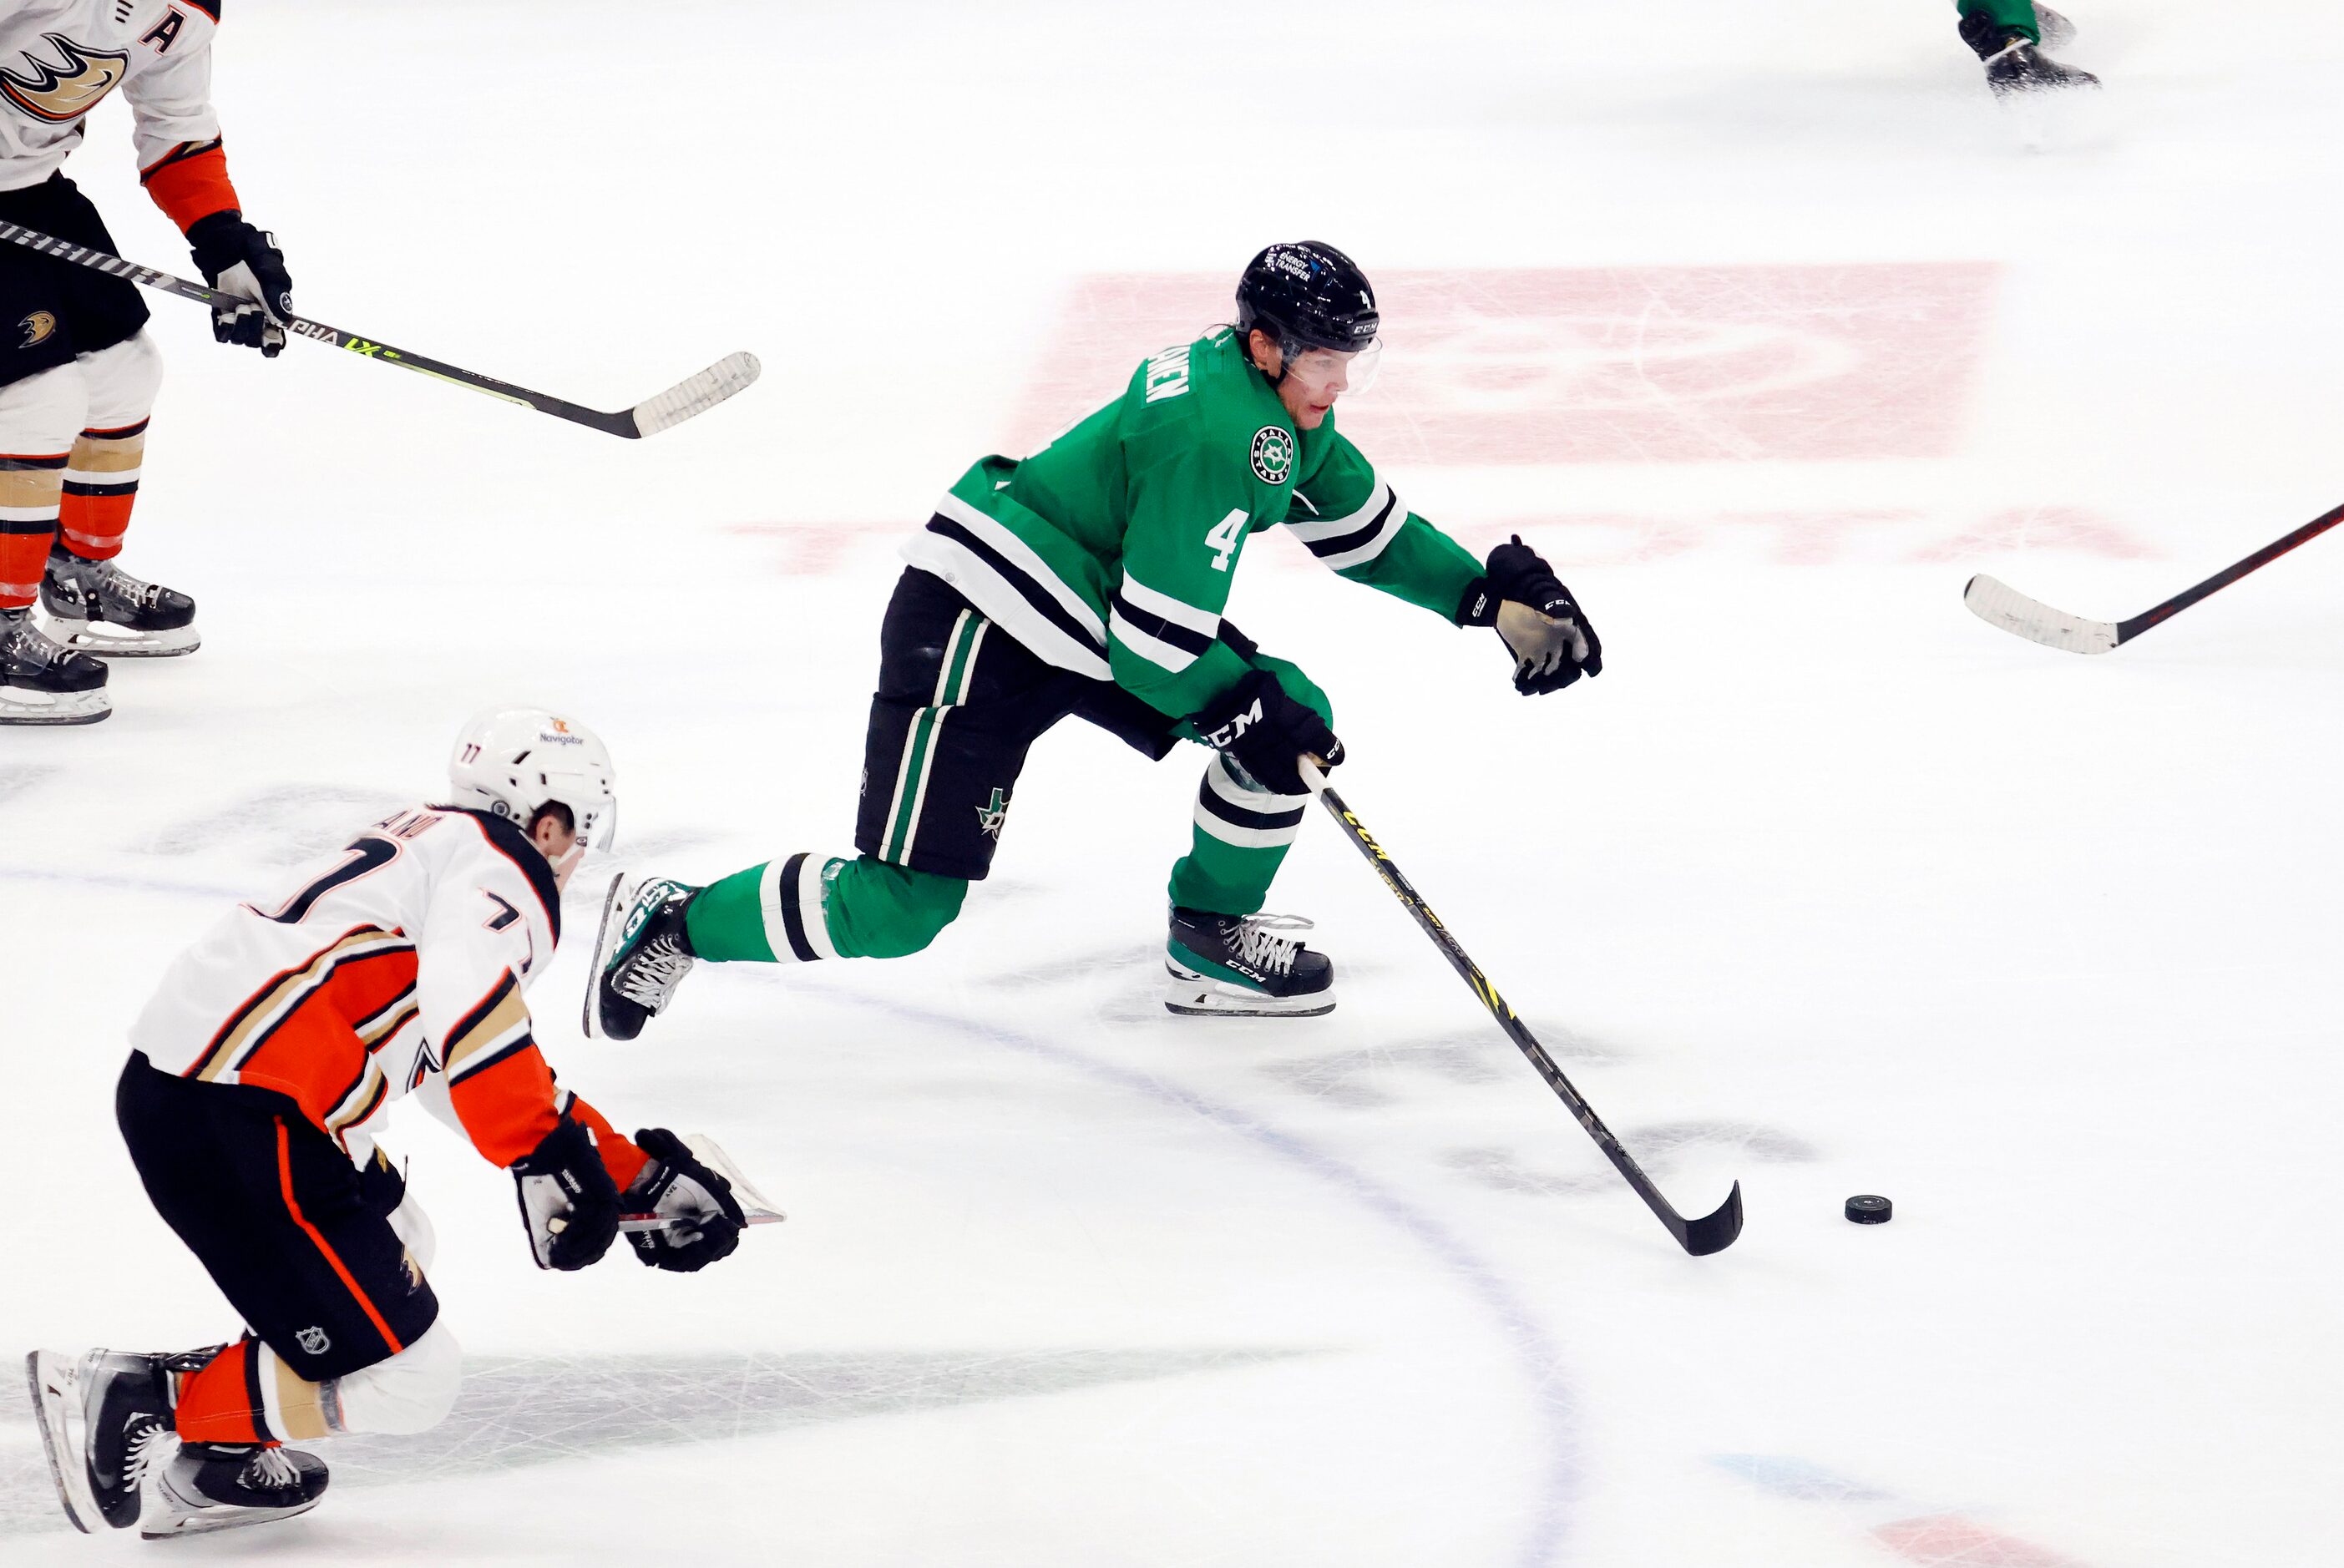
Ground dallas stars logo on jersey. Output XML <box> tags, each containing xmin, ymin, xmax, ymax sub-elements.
<box><xmin>1251</xmin><ymin>426</ymin><xmax>1294</xmax><ymax>485</ymax></box>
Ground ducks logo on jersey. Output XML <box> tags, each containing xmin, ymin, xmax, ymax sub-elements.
<box><xmin>1</xmin><ymin>33</ymin><xmax>130</xmax><ymax>124</ymax></box>
<box><xmin>18</xmin><ymin>311</ymin><xmax>57</xmax><ymax>348</ymax></box>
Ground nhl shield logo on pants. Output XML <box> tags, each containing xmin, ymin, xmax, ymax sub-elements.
<box><xmin>296</xmin><ymin>1325</ymin><xmax>332</xmax><ymax>1356</ymax></box>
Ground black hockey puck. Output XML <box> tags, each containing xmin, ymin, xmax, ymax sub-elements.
<box><xmin>1845</xmin><ymin>1194</ymin><xmax>1893</xmax><ymax>1224</ymax></box>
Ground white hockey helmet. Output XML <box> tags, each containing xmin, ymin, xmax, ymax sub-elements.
<box><xmin>447</xmin><ymin>707</ymin><xmax>618</xmax><ymax>851</ymax></box>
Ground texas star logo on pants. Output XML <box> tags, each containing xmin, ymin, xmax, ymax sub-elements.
<box><xmin>975</xmin><ymin>787</ymin><xmax>1010</xmax><ymax>838</ymax></box>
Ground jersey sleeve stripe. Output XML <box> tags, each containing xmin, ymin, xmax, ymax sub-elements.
<box><xmin>1284</xmin><ymin>479</ymin><xmax>1391</xmax><ymax>544</ymax></box>
<box><xmin>902</xmin><ymin>513</ymin><xmax>1112</xmax><ymax>680</ymax></box>
<box><xmin>1309</xmin><ymin>493</ymin><xmax>1405</xmax><ymax>572</ymax></box>
<box><xmin>441</xmin><ymin>970</ymin><xmax>534</xmax><ymax>1082</ymax></box>
<box><xmin>1108</xmin><ymin>612</ymin><xmax>1197</xmax><ymax>673</ymax></box>
<box><xmin>1116</xmin><ymin>574</ymin><xmax>1221</xmax><ymax>638</ymax></box>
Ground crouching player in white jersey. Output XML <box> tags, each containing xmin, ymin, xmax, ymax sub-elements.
<box><xmin>26</xmin><ymin>709</ymin><xmax>751</xmax><ymax>1539</ymax></box>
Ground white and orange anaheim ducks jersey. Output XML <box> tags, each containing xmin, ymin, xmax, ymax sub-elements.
<box><xmin>129</xmin><ymin>804</ymin><xmax>573</xmax><ymax>1171</ymax></box>
<box><xmin>1</xmin><ymin>0</ymin><xmax>221</xmax><ymax>193</ymax></box>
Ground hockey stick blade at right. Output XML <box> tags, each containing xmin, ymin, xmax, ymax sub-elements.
<box><xmin>624</xmin><ymin>352</ymin><xmax>762</xmax><ymax>438</ymax></box>
<box><xmin>1962</xmin><ymin>574</ymin><xmax>2119</xmax><ymax>655</ymax></box>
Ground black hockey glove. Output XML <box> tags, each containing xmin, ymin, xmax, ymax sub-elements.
<box><xmin>510</xmin><ymin>1117</ymin><xmax>620</xmax><ymax>1271</ymax></box>
<box><xmin>186</xmin><ymin>212</ymin><xmax>293</xmax><ymax>358</ymax></box>
<box><xmin>1457</xmin><ymin>535</ymin><xmax>1603</xmax><ymax>695</ymax></box>
<box><xmin>621</xmin><ymin>1128</ymin><xmax>747</xmax><ymax>1272</ymax></box>
<box><xmin>1190</xmin><ymin>666</ymin><xmax>1343</xmax><ymax>797</ymax></box>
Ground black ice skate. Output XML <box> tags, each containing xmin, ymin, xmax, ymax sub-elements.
<box><xmin>143</xmin><ymin>1440</ymin><xmax>328</xmax><ymax>1538</ymax></box>
<box><xmin>1961</xmin><ymin>12</ymin><xmax>2098</xmax><ymax>95</ymax></box>
<box><xmin>41</xmin><ymin>545</ymin><xmax>200</xmax><ymax>657</ymax></box>
<box><xmin>0</xmin><ymin>606</ymin><xmax>109</xmax><ymax>726</ymax></box>
<box><xmin>587</xmin><ymin>873</ymin><xmax>701</xmax><ymax>1041</ymax></box>
<box><xmin>1165</xmin><ymin>907</ymin><xmax>1335</xmax><ymax>1018</ymax></box>
<box><xmin>24</xmin><ymin>1347</ymin><xmax>198</xmax><ymax>1531</ymax></box>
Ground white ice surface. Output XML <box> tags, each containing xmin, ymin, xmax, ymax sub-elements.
<box><xmin>5</xmin><ymin>2</ymin><xmax>2344</xmax><ymax>1563</ymax></box>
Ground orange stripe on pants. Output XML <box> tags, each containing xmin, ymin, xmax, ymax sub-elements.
<box><xmin>276</xmin><ymin>1117</ymin><xmax>405</xmax><ymax>1357</ymax></box>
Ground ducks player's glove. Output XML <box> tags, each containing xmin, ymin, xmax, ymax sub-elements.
<box><xmin>622</xmin><ymin>1129</ymin><xmax>747</xmax><ymax>1272</ymax></box>
<box><xmin>1459</xmin><ymin>536</ymin><xmax>1603</xmax><ymax>695</ymax></box>
<box><xmin>1190</xmin><ymin>667</ymin><xmax>1343</xmax><ymax>797</ymax></box>
<box><xmin>510</xmin><ymin>1117</ymin><xmax>621</xmax><ymax>1271</ymax></box>
<box><xmin>185</xmin><ymin>212</ymin><xmax>294</xmax><ymax>358</ymax></box>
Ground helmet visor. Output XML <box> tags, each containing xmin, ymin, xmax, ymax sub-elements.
<box><xmin>1283</xmin><ymin>338</ymin><xmax>1381</xmax><ymax>399</ymax></box>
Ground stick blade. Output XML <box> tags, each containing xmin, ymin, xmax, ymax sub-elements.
<box><xmin>626</xmin><ymin>351</ymin><xmax>762</xmax><ymax>438</ymax></box>
<box><xmin>1962</xmin><ymin>574</ymin><xmax>2119</xmax><ymax>655</ymax></box>
<box><xmin>1673</xmin><ymin>1181</ymin><xmax>1744</xmax><ymax>1257</ymax></box>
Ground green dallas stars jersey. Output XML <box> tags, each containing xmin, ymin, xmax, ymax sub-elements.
<box><xmin>899</xmin><ymin>326</ymin><xmax>1486</xmax><ymax>719</ymax></box>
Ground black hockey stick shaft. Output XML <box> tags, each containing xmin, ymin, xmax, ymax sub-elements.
<box><xmin>2114</xmin><ymin>500</ymin><xmax>2344</xmax><ymax>644</ymax></box>
<box><xmin>1298</xmin><ymin>761</ymin><xmax>1742</xmax><ymax>1256</ymax></box>
<box><xmin>0</xmin><ymin>220</ymin><xmax>741</xmax><ymax>438</ymax></box>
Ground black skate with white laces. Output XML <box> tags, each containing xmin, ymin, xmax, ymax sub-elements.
<box><xmin>41</xmin><ymin>546</ymin><xmax>200</xmax><ymax>657</ymax></box>
<box><xmin>24</xmin><ymin>1346</ymin><xmax>208</xmax><ymax>1531</ymax></box>
<box><xmin>586</xmin><ymin>873</ymin><xmax>701</xmax><ymax>1041</ymax></box>
<box><xmin>0</xmin><ymin>606</ymin><xmax>109</xmax><ymax>725</ymax></box>
<box><xmin>1960</xmin><ymin>9</ymin><xmax>2098</xmax><ymax>95</ymax></box>
<box><xmin>144</xmin><ymin>1440</ymin><xmax>329</xmax><ymax>1538</ymax></box>
<box><xmin>1165</xmin><ymin>907</ymin><xmax>1336</xmax><ymax>1017</ymax></box>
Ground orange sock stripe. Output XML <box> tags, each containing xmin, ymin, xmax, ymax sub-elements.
<box><xmin>58</xmin><ymin>492</ymin><xmax>133</xmax><ymax>559</ymax></box>
<box><xmin>0</xmin><ymin>528</ymin><xmax>53</xmax><ymax>609</ymax></box>
<box><xmin>276</xmin><ymin>1116</ymin><xmax>405</xmax><ymax>1357</ymax></box>
<box><xmin>172</xmin><ymin>1342</ymin><xmax>267</xmax><ymax>1444</ymax></box>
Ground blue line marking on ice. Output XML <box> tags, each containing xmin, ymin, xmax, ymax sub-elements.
<box><xmin>801</xmin><ymin>980</ymin><xmax>1586</xmax><ymax>1568</ymax></box>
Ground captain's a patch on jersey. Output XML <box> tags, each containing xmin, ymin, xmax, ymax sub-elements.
<box><xmin>1251</xmin><ymin>426</ymin><xmax>1294</xmax><ymax>485</ymax></box>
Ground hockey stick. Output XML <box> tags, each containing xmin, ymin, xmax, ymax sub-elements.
<box><xmin>1964</xmin><ymin>499</ymin><xmax>2344</xmax><ymax>654</ymax></box>
<box><xmin>1297</xmin><ymin>758</ymin><xmax>1744</xmax><ymax>1257</ymax></box>
<box><xmin>0</xmin><ymin>220</ymin><xmax>758</xmax><ymax>438</ymax></box>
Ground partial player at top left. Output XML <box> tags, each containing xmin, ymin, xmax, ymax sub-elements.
<box><xmin>0</xmin><ymin>1</ymin><xmax>295</xmax><ymax>726</ymax></box>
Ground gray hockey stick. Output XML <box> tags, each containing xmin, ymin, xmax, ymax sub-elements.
<box><xmin>0</xmin><ymin>220</ymin><xmax>758</xmax><ymax>438</ymax></box>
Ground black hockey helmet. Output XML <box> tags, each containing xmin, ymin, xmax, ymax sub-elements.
<box><xmin>1235</xmin><ymin>241</ymin><xmax>1380</xmax><ymax>363</ymax></box>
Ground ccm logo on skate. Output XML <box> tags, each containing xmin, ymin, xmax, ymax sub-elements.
<box><xmin>0</xmin><ymin>34</ymin><xmax>129</xmax><ymax>123</ymax></box>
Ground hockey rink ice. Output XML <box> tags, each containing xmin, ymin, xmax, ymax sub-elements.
<box><xmin>5</xmin><ymin>1</ymin><xmax>2343</xmax><ymax>1561</ymax></box>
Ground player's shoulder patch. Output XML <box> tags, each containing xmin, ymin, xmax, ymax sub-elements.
<box><xmin>1250</xmin><ymin>424</ymin><xmax>1294</xmax><ymax>486</ymax></box>
<box><xmin>181</xmin><ymin>0</ymin><xmax>223</xmax><ymax>21</ymax></box>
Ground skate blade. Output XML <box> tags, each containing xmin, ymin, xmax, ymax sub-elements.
<box><xmin>581</xmin><ymin>872</ymin><xmax>637</xmax><ymax>1041</ymax></box>
<box><xmin>141</xmin><ymin>1499</ymin><xmax>320</xmax><ymax>1539</ymax></box>
<box><xmin>24</xmin><ymin>1351</ymin><xmax>99</xmax><ymax>1534</ymax></box>
<box><xmin>48</xmin><ymin>615</ymin><xmax>200</xmax><ymax>658</ymax></box>
<box><xmin>1163</xmin><ymin>969</ymin><xmax>1335</xmax><ymax>1019</ymax></box>
<box><xmin>0</xmin><ymin>687</ymin><xmax>109</xmax><ymax>725</ymax></box>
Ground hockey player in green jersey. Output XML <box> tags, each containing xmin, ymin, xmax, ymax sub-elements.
<box><xmin>586</xmin><ymin>242</ymin><xmax>1601</xmax><ymax>1029</ymax></box>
